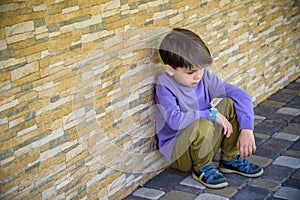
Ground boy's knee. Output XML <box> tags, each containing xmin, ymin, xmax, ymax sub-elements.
<box><xmin>194</xmin><ymin>118</ymin><xmax>214</xmax><ymax>134</ymax></box>
<box><xmin>224</xmin><ymin>97</ymin><xmax>234</xmax><ymax>106</ymax></box>
<box><xmin>197</xmin><ymin>118</ymin><xmax>212</xmax><ymax>126</ymax></box>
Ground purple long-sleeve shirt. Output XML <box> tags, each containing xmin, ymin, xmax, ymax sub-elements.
<box><xmin>155</xmin><ymin>69</ymin><xmax>254</xmax><ymax>160</ymax></box>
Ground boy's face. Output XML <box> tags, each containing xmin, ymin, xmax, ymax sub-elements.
<box><xmin>166</xmin><ymin>65</ymin><xmax>204</xmax><ymax>87</ymax></box>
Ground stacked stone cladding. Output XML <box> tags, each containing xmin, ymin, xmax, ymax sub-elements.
<box><xmin>0</xmin><ymin>0</ymin><xmax>299</xmax><ymax>199</ymax></box>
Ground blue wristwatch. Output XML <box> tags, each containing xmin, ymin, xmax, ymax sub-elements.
<box><xmin>210</xmin><ymin>108</ymin><xmax>218</xmax><ymax>122</ymax></box>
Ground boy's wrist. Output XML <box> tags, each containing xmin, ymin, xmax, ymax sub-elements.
<box><xmin>210</xmin><ymin>108</ymin><xmax>218</xmax><ymax>122</ymax></box>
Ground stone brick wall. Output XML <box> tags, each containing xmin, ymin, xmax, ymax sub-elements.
<box><xmin>0</xmin><ymin>0</ymin><xmax>299</xmax><ymax>199</ymax></box>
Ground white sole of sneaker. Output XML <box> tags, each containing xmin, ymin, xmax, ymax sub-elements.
<box><xmin>192</xmin><ymin>172</ymin><xmax>229</xmax><ymax>189</ymax></box>
<box><xmin>219</xmin><ymin>167</ymin><xmax>264</xmax><ymax>178</ymax></box>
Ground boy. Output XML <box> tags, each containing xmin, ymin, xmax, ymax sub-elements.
<box><xmin>155</xmin><ymin>28</ymin><xmax>263</xmax><ymax>189</ymax></box>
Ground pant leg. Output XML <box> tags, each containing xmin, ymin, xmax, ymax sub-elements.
<box><xmin>170</xmin><ymin>118</ymin><xmax>222</xmax><ymax>172</ymax></box>
<box><xmin>216</xmin><ymin>98</ymin><xmax>240</xmax><ymax>161</ymax></box>
<box><xmin>170</xmin><ymin>98</ymin><xmax>240</xmax><ymax>172</ymax></box>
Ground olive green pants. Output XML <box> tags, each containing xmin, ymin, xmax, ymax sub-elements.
<box><xmin>170</xmin><ymin>98</ymin><xmax>239</xmax><ymax>172</ymax></box>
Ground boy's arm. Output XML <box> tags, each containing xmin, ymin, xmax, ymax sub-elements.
<box><xmin>155</xmin><ymin>84</ymin><xmax>210</xmax><ymax>131</ymax></box>
<box><xmin>224</xmin><ymin>83</ymin><xmax>254</xmax><ymax>130</ymax></box>
<box><xmin>206</xmin><ymin>70</ymin><xmax>256</xmax><ymax>157</ymax></box>
<box><xmin>206</xmin><ymin>70</ymin><xmax>254</xmax><ymax>130</ymax></box>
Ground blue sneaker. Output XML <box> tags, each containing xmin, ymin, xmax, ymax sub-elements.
<box><xmin>192</xmin><ymin>164</ymin><xmax>229</xmax><ymax>188</ymax></box>
<box><xmin>219</xmin><ymin>155</ymin><xmax>263</xmax><ymax>178</ymax></box>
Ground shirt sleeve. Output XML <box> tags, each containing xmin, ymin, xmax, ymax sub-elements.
<box><xmin>155</xmin><ymin>84</ymin><xmax>211</xmax><ymax>131</ymax></box>
<box><xmin>206</xmin><ymin>70</ymin><xmax>254</xmax><ymax>130</ymax></box>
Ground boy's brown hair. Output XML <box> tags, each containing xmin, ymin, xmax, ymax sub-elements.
<box><xmin>159</xmin><ymin>28</ymin><xmax>213</xmax><ymax>69</ymax></box>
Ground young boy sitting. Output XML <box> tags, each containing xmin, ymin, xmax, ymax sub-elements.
<box><xmin>155</xmin><ymin>28</ymin><xmax>263</xmax><ymax>189</ymax></box>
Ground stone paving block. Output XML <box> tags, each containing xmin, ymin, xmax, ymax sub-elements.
<box><xmin>268</xmin><ymin>112</ymin><xmax>296</xmax><ymax>122</ymax></box>
<box><xmin>224</xmin><ymin>172</ymin><xmax>250</xmax><ymax>180</ymax></box>
<box><xmin>254</xmin><ymin>138</ymin><xmax>293</xmax><ymax>159</ymax></box>
<box><xmin>254</xmin><ymin>105</ymin><xmax>278</xmax><ymax>117</ymax></box>
<box><xmin>267</xmin><ymin>197</ymin><xmax>287</xmax><ymax>200</ymax></box>
<box><xmin>292</xmin><ymin>169</ymin><xmax>300</xmax><ymax>179</ymax></box>
<box><xmin>286</xmin><ymin>96</ymin><xmax>300</xmax><ymax>108</ymax></box>
<box><xmin>123</xmin><ymin>195</ymin><xmax>148</xmax><ymax>200</ymax></box>
<box><xmin>290</xmin><ymin>115</ymin><xmax>300</xmax><ymax>123</ymax></box>
<box><xmin>205</xmin><ymin>187</ymin><xmax>238</xmax><ymax>198</ymax></box>
<box><xmin>254</xmin><ymin>115</ymin><xmax>266</xmax><ymax>120</ymax></box>
<box><xmin>261</xmin><ymin>100</ymin><xmax>286</xmax><ymax>108</ymax></box>
<box><xmin>282</xmin><ymin>88</ymin><xmax>300</xmax><ymax>95</ymax></box>
<box><xmin>269</xmin><ymin>91</ymin><xmax>297</xmax><ymax>103</ymax></box>
<box><xmin>132</xmin><ymin>188</ymin><xmax>165</xmax><ymax>200</ymax></box>
<box><xmin>144</xmin><ymin>170</ymin><xmax>186</xmax><ymax>193</ymax></box>
<box><xmin>281</xmin><ymin>149</ymin><xmax>300</xmax><ymax>158</ymax></box>
<box><xmin>262</xmin><ymin>164</ymin><xmax>296</xmax><ymax>183</ymax></box>
<box><xmin>194</xmin><ymin>193</ymin><xmax>229</xmax><ymax>200</ymax></box>
<box><xmin>273</xmin><ymin>156</ymin><xmax>300</xmax><ymax>169</ymax></box>
<box><xmin>248</xmin><ymin>178</ymin><xmax>281</xmax><ymax>191</ymax></box>
<box><xmin>283</xmin><ymin>178</ymin><xmax>300</xmax><ymax>189</ymax></box>
<box><xmin>225</xmin><ymin>176</ymin><xmax>247</xmax><ymax>190</ymax></box>
<box><xmin>132</xmin><ymin>188</ymin><xmax>165</xmax><ymax>199</ymax></box>
<box><xmin>289</xmin><ymin>139</ymin><xmax>300</xmax><ymax>151</ymax></box>
<box><xmin>273</xmin><ymin>132</ymin><xmax>299</xmax><ymax>141</ymax></box>
<box><xmin>282</xmin><ymin>123</ymin><xmax>300</xmax><ymax>135</ymax></box>
<box><xmin>286</xmin><ymin>82</ymin><xmax>300</xmax><ymax>90</ymax></box>
<box><xmin>254</xmin><ymin>132</ymin><xmax>271</xmax><ymax>140</ymax></box>
<box><xmin>273</xmin><ymin>187</ymin><xmax>300</xmax><ymax>200</ymax></box>
<box><xmin>160</xmin><ymin>190</ymin><xmax>196</xmax><ymax>200</ymax></box>
<box><xmin>277</xmin><ymin>107</ymin><xmax>300</xmax><ymax>116</ymax></box>
<box><xmin>246</xmin><ymin>155</ymin><xmax>273</xmax><ymax>168</ymax></box>
<box><xmin>254</xmin><ymin>119</ymin><xmax>286</xmax><ymax>136</ymax></box>
<box><xmin>179</xmin><ymin>175</ymin><xmax>205</xmax><ymax>190</ymax></box>
<box><xmin>173</xmin><ymin>184</ymin><xmax>203</xmax><ymax>195</ymax></box>
<box><xmin>254</xmin><ymin>136</ymin><xmax>266</xmax><ymax>147</ymax></box>
<box><xmin>231</xmin><ymin>186</ymin><xmax>271</xmax><ymax>200</ymax></box>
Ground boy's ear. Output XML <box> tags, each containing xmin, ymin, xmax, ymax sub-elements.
<box><xmin>165</xmin><ymin>64</ymin><xmax>175</xmax><ymax>76</ymax></box>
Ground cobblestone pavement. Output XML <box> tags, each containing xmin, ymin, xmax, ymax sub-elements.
<box><xmin>124</xmin><ymin>77</ymin><xmax>300</xmax><ymax>200</ymax></box>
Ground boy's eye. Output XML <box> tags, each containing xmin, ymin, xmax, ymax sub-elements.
<box><xmin>186</xmin><ymin>71</ymin><xmax>195</xmax><ymax>74</ymax></box>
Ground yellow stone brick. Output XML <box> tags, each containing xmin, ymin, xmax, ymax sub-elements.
<box><xmin>35</xmin><ymin>106</ymin><xmax>71</xmax><ymax>126</ymax></box>
<box><xmin>0</xmin><ymin>27</ymin><xmax>5</xmax><ymax>39</ymax></box>
<box><xmin>88</xmin><ymin>187</ymin><xmax>107</xmax><ymax>200</ymax></box>
<box><xmin>0</xmin><ymin>11</ymin><xmax>45</xmax><ymax>27</ymax></box>
<box><xmin>0</xmin><ymin>71</ymin><xmax>10</xmax><ymax>82</ymax></box>
<box><xmin>1</xmin><ymin>190</ymin><xmax>20</xmax><ymax>200</ymax></box>
<box><xmin>64</xmin><ymin>178</ymin><xmax>82</xmax><ymax>196</ymax></box>
<box><xmin>70</xmin><ymin>165</ymin><xmax>89</xmax><ymax>182</ymax></box>
<box><xmin>153</xmin><ymin>18</ymin><xmax>169</xmax><ymax>27</ymax></box>
<box><xmin>37</xmin><ymin>180</ymin><xmax>55</xmax><ymax>195</ymax></box>
<box><xmin>0</xmin><ymin>150</ymin><xmax>39</xmax><ymax>178</ymax></box>
<box><xmin>26</xmin><ymin>0</ymin><xmax>45</xmax><ymax>6</ymax></box>
<box><xmin>11</xmin><ymin>72</ymin><xmax>40</xmax><ymax>87</ymax></box>
<box><xmin>46</xmin><ymin>6</ymin><xmax>100</xmax><ymax>24</ymax></box>
<box><xmin>59</xmin><ymin>76</ymin><xmax>76</xmax><ymax>91</ymax></box>
<box><xmin>86</xmin><ymin>178</ymin><xmax>106</xmax><ymax>195</ymax></box>
<box><xmin>14</xmin><ymin>42</ymin><xmax>48</xmax><ymax>58</ymax></box>
<box><xmin>11</xmin><ymin>61</ymin><xmax>39</xmax><ymax>81</ymax></box>
<box><xmin>66</xmin><ymin>149</ymin><xmax>89</xmax><ymax>167</ymax></box>
<box><xmin>106</xmin><ymin>18</ymin><xmax>129</xmax><ymax>30</ymax></box>
<box><xmin>39</xmin><ymin>154</ymin><xmax>66</xmax><ymax>171</ymax></box>
<box><xmin>48</xmin><ymin>32</ymin><xmax>82</xmax><ymax>53</ymax></box>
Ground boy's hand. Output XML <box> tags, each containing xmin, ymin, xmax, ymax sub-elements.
<box><xmin>215</xmin><ymin>112</ymin><xmax>233</xmax><ymax>138</ymax></box>
<box><xmin>237</xmin><ymin>129</ymin><xmax>256</xmax><ymax>158</ymax></box>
